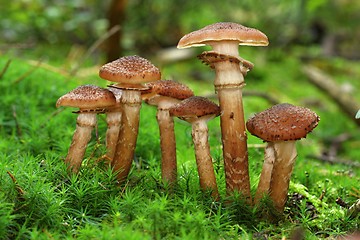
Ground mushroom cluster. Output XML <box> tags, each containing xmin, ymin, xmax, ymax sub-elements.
<box><xmin>98</xmin><ymin>55</ymin><xmax>161</xmax><ymax>182</ymax></box>
<box><xmin>178</xmin><ymin>22</ymin><xmax>269</xmax><ymax>200</ymax></box>
<box><xmin>56</xmin><ymin>85</ymin><xmax>117</xmax><ymax>173</ymax></box>
<box><xmin>142</xmin><ymin>80</ymin><xmax>194</xmax><ymax>185</ymax></box>
<box><xmin>56</xmin><ymin>22</ymin><xmax>320</xmax><ymax>212</ymax></box>
<box><xmin>57</xmin><ymin>55</ymin><xmax>220</xmax><ymax>196</ymax></box>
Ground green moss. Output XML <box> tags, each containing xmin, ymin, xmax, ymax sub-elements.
<box><xmin>0</xmin><ymin>50</ymin><xmax>359</xmax><ymax>239</ymax></box>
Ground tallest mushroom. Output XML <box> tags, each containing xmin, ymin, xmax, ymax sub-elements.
<box><xmin>177</xmin><ymin>22</ymin><xmax>268</xmax><ymax>199</ymax></box>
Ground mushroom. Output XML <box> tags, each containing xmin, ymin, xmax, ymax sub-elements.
<box><xmin>99</xmin><ymin>55</ymin><xmax>161</xmax><ymax>182</ymax></box>
<box><xmin>142</xmin><ymin>80</ymin><xmax>194</xmax><ymax>186</ymax></box>
<box><xmin>177</xmin><ymin>22</ymin><xmax>269</xmax><ymax>199</ymax></box>
<box><xmin>246</xmin><ymin>103</ymin><xmax>320</xmax><ymax>211</ymax></box>
<box><xmin>56</xmin><ymin>85</ymin><xmax>116</xmax><ymax>173</ymax></box>
<box><xmin>169</xmin><ymin>96</ymin><xmax>220</xmax><ymax>199</ymax></box>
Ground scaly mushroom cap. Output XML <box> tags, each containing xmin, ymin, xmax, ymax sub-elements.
<box><xmin>99</xmin><ymin>55</ymin><xmax>161</xmax><ymax>84</ymax></box>
<box><xmin>169</xmin><ymin>96</ymin><xmax>221</xmax><ymax>119</ymax></box>
<box><xmin>142</xmin><ymin>80</ymin><xmax>194</xmax><ymax>100</ymax></box>
<box><xmin>246</xmin><ymin>103</ymin><xmax>320</xmax><ymax>142</ymax></box>
<box><xmin>177</xmin><ymin>22</ymin><xmax>269</xmax><ymax>49</ymax></box>
<box><xmin>56</xmin><ymin>85</ymin><xmax>116</xmax><ymax>111</ymax></box>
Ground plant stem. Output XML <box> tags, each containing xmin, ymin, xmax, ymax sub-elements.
<box><xmin>0</xmin><ymin>59</ymin><xmax>11</xmax><ymax>79</ymax></box>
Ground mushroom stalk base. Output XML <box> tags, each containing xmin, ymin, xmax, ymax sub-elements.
<box><xmin>269</xmin><ymin>141</ymin><xmax>297</xmax><ymax>211</ymax></box>
<box><xmin>192</xmin><ymin>119</ymin><xmax>219</xmax><ymax>199</ymax></box>
<box><xmin>218</xmin><ymin>87</ymin><xmax>250</xmax><ymax>200</ymax></box>
<box><xmin>105</xmin><ymin>111</ymin><xmax>122</xmax><ymax>161</ymax></box>
<box><xmin>65</xmin><ymin>113</ymin><xmax>97</xmax><ymax>173</ymax></box>
<box><xmin>111</xmin><ymin>90</ymin><xmax>142</xmax><ymax>182</ymax></box>
<box><xmin>254</xmin><ymin>142</ymin><xmax>275</xmax><ymax>203</ymax></box>
<box><xmin>157</xmin><ymin>108</ymin><xmax>177</xmax><ymax>186</ymax></box>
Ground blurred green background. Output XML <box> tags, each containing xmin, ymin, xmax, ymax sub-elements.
<box><xmin>1</xmin><ymin>0</ymin><xmax>360</xmax><ymax>60</ymax></box>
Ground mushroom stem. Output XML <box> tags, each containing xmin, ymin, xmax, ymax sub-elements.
<box><xmin>254</xmin><ymin>142</ymin><xmax>275</xmax><ymax>203</ymax></box>
<box><xmin>65</xmin><ymin>113</ymin><xmax>97</xmax><ymax>173</ymax></box>
<box><xmin>156</xmin><ymin>107</ymin><xmax>177</xmax><ymax>185</ymax></box>
<box><xmin>269</xmin><ymin>141</ymin><xmax>297</xmax><ymax>211</ymax></box>
<box><xmin>214</xmin><ymin>59</ymin><xmax>251</xmax><ymax>200</ymax></box>
<box><xmin>191</xmin><ymin>118</ymin><xmax>219</xmax><ymax>199</ymax></box>
<box><xmin>211</xmin><ymin>41</ymin><xmax>240</xmax><ymax>57</ymax></box>
<box><xmin>111</xmin><ymin>90</ymin><xmax>142</xmax><ymax>182</ymax></box>
<box><xmin>105</xmin><ymin>110</ymin><xmax>122</xmax><ymax>161</ymax></box>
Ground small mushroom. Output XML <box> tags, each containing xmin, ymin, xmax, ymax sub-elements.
<box><xmin>99</xmin><ymin>55</ymin><xmax>161</xmax><ymax>182</ymax></box>
<box><xmin>56</xmin><ymin>85</ymin><xmax>116</xmax><ymax>173</ymax></box>
<box><xmin>169</xmin><ymin>96</ymin><xmax>220</xmax><ymax>199</ymax></box>
<box><xmin>178</xmin><ymin>22</ymin><xmax>268</xmax><ymax>199</ymax></box>
<box><xmin>246</xmin><ymin>103</ymin><xmax>320</xmax><ymax>211</ymax></box>
<box><xmin>142</xmin><ymin>80</ymin><xmax>194</xmax><ymax>186</ymax></box>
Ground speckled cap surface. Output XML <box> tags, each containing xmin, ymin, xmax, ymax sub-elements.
<box><xmin>56</xmin><ymin>85</ymin><xmax>116</xmax><ymax>110</ymax></box>
<box><xmin>177</xmin><ymin>22</ymin><xmax>269</xmax><ymax>49</ymax></box>
<box><xmin>99</xmin><ymin>55</ymin><xmax>161</xmax><ymax>84</ymax></box>
<box><xmin>143</xmin><ymin>80</ymin><xmax>194</xmax><ymax>100</ymax></box>
<box><xmin>169</xmin><ymin>96</ymin><xmax>220</xmax><ymax>118</ymax></box>
<box><xmin>246</xmin><ymin>103</ymin><xmax>320</xmax><ymax>142</ymax></box>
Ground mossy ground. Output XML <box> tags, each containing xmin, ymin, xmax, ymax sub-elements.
<box><xmin>0</xmin><ymin>46</ymin><xmax>359</xmax><ymax>239</ymax></box>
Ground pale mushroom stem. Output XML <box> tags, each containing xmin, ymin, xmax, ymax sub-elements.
<box><xmin>218</xmin><ymin>88</ymin><xmax>250</xmax><ymax>198</ymax></box>
<box><xmin>111</xmin><ymin>90</ymin><xmax>142</xmax><ymax>182</ymax></box>
<box><xmin>156</xmin><ymin>108</ymin><xmax>177</xmax><ymax>185</ymax></box>
<box><xmin>65</xmin><ymin>113</ymin><xmax>97</xmax><ymax>173</ymax></box>
<box><xmin>254</xmin><ymin>142</ymin><xmax>275</xmax><ymax>204</ymax></box>
<box><xmin>105</xmin><ymin>110</ymin><xmax>122</xmax><ymax>161</ymax></box>
<box><xmin>191</xmin><ymin>118</ymin><xmax>219</xmax><ymax>199</ymax></box>
<box><xmin>213</xmin><ymin>63</ymin><xmax>250</xmax><ymax>201</ymax></box>
<box><xmin>211</xmin><ymin>41</ymin><xmax>240</xmax><ymax>56</ymax></box>
<box><xmin>209</xmin><ymin>41</ymin><xmax>251</xmax><ymax>201</ymax></box>
<box><xmin>269</xmin><ymin>141</ymin><xmax>297</xmax><ymax>211</ymax></box>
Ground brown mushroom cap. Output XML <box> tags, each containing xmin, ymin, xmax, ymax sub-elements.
<box><xmin>169</xmin><ymin>96</ymin><xmax>221</xmax><ymax>119</ymax></box>
<box><xmin>99</xmin><ymin>55</ymin><xmax>161</xmax><ymax>84</ymax></box>
<box><xmin>177</xmin><ymin>22</ymin><xmax>269</xmax><ymax>49</ymax></box>
<box><xmin>246</xmin><ymin>103</ymin><xmax>320</xmax><ymax>142</ymax></box>
<box><xmin>56</xmin><ymin>85</ymin><xmax>116</xmax><ymax>111</ymax></box>
<box><xmin>142</xmin><ymin>80</ymin><xmax>194</xmax><ymax>100</ymax></box>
